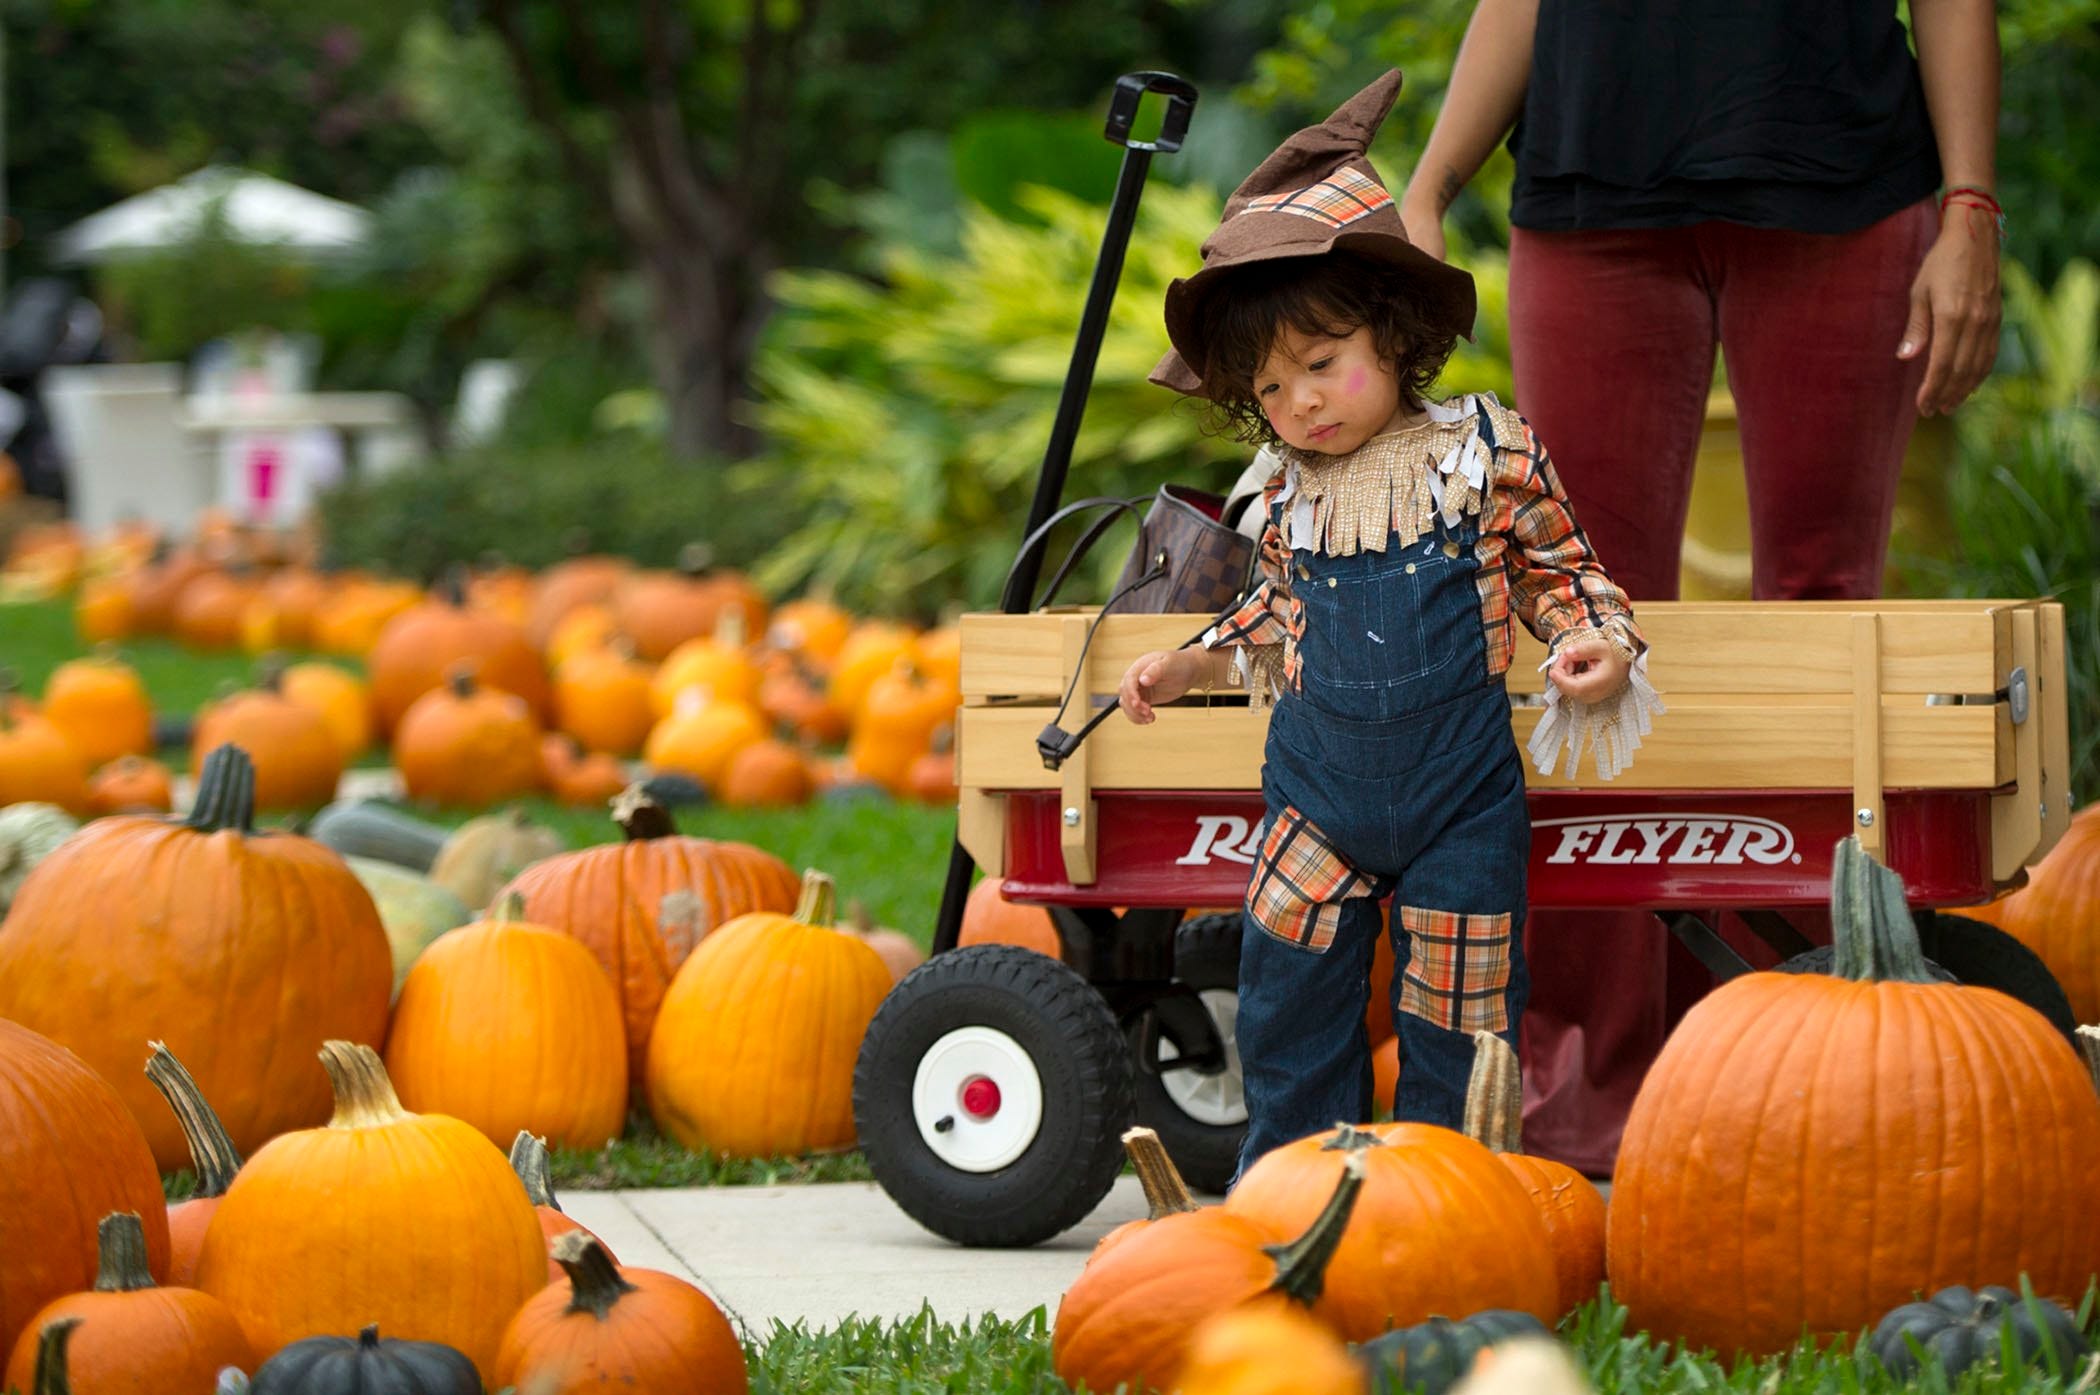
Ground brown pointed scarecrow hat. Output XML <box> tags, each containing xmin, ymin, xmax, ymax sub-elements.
<box><xmin>1150</xmin><ymin>69</ymin><xmax>1477</xmax><ymax>397</ymax></box>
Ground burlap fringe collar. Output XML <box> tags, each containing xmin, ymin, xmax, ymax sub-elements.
<box><xmin>1274</xmin><ymin>393</ymin><xmax>1496</xmax><ymax>557</ymax></box>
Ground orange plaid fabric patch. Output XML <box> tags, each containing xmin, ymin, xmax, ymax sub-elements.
<box><xmin>1239</xmin><ymin>166</ymin><xmax>1393</xmax><ymax>229</ymax></box>
<box><xmin>1244</xmin><ymin>805</ymin><xmax>1374</xmax><ymax>952</ymax></box>
<box><xmin>1397</xmin><ymin>905</ymin><xmax>1514</xmax><ymax>1034</ymax></box>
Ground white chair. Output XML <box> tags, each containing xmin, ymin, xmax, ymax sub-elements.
<box><xmin>43</xmin><ymin>363</ymin><xmax>215</xmax><ymax>535</ymax></box>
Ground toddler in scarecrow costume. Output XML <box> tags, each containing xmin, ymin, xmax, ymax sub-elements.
<box><xmin>1116</xmin><ymin>70</ymin><xmax>1663</xmax><ymax>1181</ymax></box>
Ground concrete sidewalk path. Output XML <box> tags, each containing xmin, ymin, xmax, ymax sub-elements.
<box><xmin>560</xmin><ymin>1178</ymin><xmax>1152</xmax><ymax>1333</ymax></box>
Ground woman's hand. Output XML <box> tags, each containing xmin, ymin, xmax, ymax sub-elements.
<box><xmin>1118</xmin><ymin>649</ymin><xmax>1203</xmax><ymax>725</ymax></box>
<box><xmin>1898</xmin><ymin>205</ymin><xmax>2002</xmax><ymax>417</ymax></box>
<box><xmin>1547</xmin><ymin>637</ymin><xmax>1628</xmax><ymax>705</ymax></box>
<box><xmin>1399</xmin><ymin>193</ymin><xmax>1449</xmax><ymax>262</ymax></box>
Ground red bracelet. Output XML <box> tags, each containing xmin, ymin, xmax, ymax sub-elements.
<box><xmin>1939</xmin><ymin>185</ymin><xmax>2007</xmax><ymax>240</ymax></box>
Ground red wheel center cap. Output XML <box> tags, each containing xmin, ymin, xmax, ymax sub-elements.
<box><xmin>960</xmin><ymin>1076</ymin><xmax>1002</xmax><ymax>1119</ymax></box>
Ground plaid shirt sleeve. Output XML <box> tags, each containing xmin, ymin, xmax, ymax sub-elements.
<box><xmin>1491</xmin><ymin>413</ymin><xmax>1644</xmax><ymax>656</ymax></box>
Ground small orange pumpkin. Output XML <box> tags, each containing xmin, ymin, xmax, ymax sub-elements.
<box><xmin>278</xmin><ymin>661</ymin><xmax>373</xmax><ymax>761</ymax></box>
<box><xmin>190</xmin><ymin>671</ymin><xmax>344</xmax><ymax>812</ymax></box>
<box><xmin>1177</xmin><ymin>1295</ymin><xmax>1362</xmax><ymax>1395</ymax></box>
<box><xmin>143</xmin><ymin>1044</ymin><xmax>242</xmax><ymax>1288</ymax></box>
<box><xmin>1948</xmin><ymin>802</ymin><xmax>2100</xmax><ymax>1024</ymax></box>
<box><xmin>383</xmin><ymin>894</ymin><xmax>628</xmax><ymax>1151</ymax></box>
<box><xmin>764</xmin><ymin>596</ymin><xmax>852</xmax><ymax>666</ymax></box>
<box><xmin>716</xmin><ymin>738</ymin><xmax>815</xmax><ymax>808</ymax></box>
<box><xmin>494</xmin><ymin>1232</ymin><xmax>747</xmax><ymax>1395</ymax></box>
<box><xmin>642</xmin><ymin>691</ymin><xmax>768</xmax><ymax>792</ymax></box>
<box><xmin>528</xmin><ymin>556</ymin><xmax>633</xmax><ymax>649</ymax></box>
<box><xmin>40</xmin><ymin>651</ymin><xmax>152</xmax><ymax>767</ymax></box>
<box><xmin>959</xmin><ymin>877</ymin><xmax>1062</xmax><ymax>959</ymax></box>
<box><xmin>0</xmin><ymin>697</ymin><xmax>90</xmax><ymax>815</ymax></box>
<box><xmin>172</xmin><ymin>571</ymin><xmax>253</xmax><ymax>651</ymax></box>
<box><xmin>509</xmin><ymin>1132</ymin><xmax>619</xmax><ymax>1287</ymax></box>
<box><xmin>368</xmin><ymin>576</ymin><xmax>550</xmax><ymax>735</ymax></box>
<box><xmin>556</xmin><ymin>642</ymin><xmax>656</xmax><ymax>755</ymax></box>
<box><xmin>1462</xmin><ymin>1032</ymin><xmax>1607</xmax><ymax>1318</ymax></box>
<box><xmin>74</xmin><ymin>575</ymin><xmax>134</xmax><ymax>645</ymax></box>
<box><xmin>846</xmin><ymin>660</ymin><xmax>953</xmax><ymax>793</ymax></box>
<box><xmin>87</xmin><ymin>755</ymin><xmax>173</xmax><ymax>814</ymax></box>
<box><xmin>649</xmin><ymin>615</ymin><xmax>761</xmax><ymax>716</ymax></box>
<box><xmin>844</xmin><ymin>901</ymin><xmax>925</xmax><ymax>985</ymax></box>
<box><xmin>646</xmin><ymin>870</ymin><xmax>891</xmax><ymax>1158</ymax></box>
<box><xmin>827</xmin><ymin>621</ymin><xmax>917</xmax><ymax>720</ymax></box>
<box><xmin>756</xmin><ymin>657</ymin><xmax>850</xmax><ymax>746</ymax></box>
<box><xmin>394</xmin><ymin>668</ymin><xmax>545</xmax><ymax>808</ymax></box>
<box><xmin>1</xmin><ymin>1212</ymin><xmax>252</xmax><ymax>1393</ymax></box>
<box><xmin>545</xmin><ymin>602</ymin><xmax>622</xmax><ymax>668</ymax></box>
<box><xmin>613</xmin><ymin>546</ymin><xmax>726</xmax><ymax>661</ymax></box>
<box><xmin>540</xmin><ymin>735</ymin><xmax>632</xmax><ymax>808</ymax></box>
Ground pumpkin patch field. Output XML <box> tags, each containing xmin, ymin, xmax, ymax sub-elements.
<box><xmin>4</xmin><ymin>530</ymin><xmax>2100</xmax><ymax>1393</ymax></box>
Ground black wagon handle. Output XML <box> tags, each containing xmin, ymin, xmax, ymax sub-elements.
<box><xmin>1105</xmin><ymin>72</ymin><xmax>1198</xmax><ymax>153</ymax></box>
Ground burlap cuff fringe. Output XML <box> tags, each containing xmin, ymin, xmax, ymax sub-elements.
<box><xmin>1527</xmin><ymin>649</ymin><xmax>1665</xmax><ymax>781</ymax></box>
<box><xmin>1228</xmin><ymin>643</ymin><xmax>1288</xmax><ymax>711</ymax></box>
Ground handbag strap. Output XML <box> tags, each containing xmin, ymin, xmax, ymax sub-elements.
<box><xmin>1000</xmin><ymin>495</ymin><xmax>1149</xmax><ymax>613</ymax></box>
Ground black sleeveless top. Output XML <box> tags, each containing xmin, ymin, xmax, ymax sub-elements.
<box><xmin>1508</xmin><ymin>0</ymin><xmax>1942</xmax><ymax>234</ymax></box>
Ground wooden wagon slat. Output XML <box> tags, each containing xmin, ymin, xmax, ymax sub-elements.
<box><xmin>960</xmin><ymin>603</ymin><xmax>2022</xmax><ymax>700</ymax></box>
<box><xmin>957</xmin><ymin>701</ymin><xmax>2004</xmax><ymax>793</ymax></box>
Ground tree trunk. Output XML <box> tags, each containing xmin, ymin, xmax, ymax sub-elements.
<box><xmin>637</xmin><ymin>246</ymin><xmax>759</xmax><ymax>461</ymax></box>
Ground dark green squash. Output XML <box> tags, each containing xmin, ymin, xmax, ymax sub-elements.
<box><xmin>1868</xmin><ymin>1284</ymin><xmax>2090</xmax><ymax>1380</ymax></box>
<box><xmin>240</xmin><ymin>1325</ymin><xmax>480</xmax><ymax>1395</ymax></box>
<box><xmin>1357</xmin><ymin>1309</ymin><xmax>1554</xmax><ymax>1395</ymax></box>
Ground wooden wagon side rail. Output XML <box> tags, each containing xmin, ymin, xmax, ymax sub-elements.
<box><xmin>954</xmin><ymin>599</ymin><xmax>2070</xmax><ymax>889</ymax></box>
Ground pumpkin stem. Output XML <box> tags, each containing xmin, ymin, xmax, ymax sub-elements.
<box><xmin>319</xmin><ymin>1041</ymin><xmax>410</xmax><ymax>1129</ymax></box>
<box><xmin>144</xmin><ymin>1043</ymin><xmax>243</xmax><ymax>1197</ymax></box>
<box><xmin>254</xmin><ymin>655</ymin><xmax>287</xmax><ymax>694</ymax></box>
<box><xmin>792</xmin><ymin>869</ymin><xmax>836</xmax><ymax>928</ymax></box>
<box><xmin>1262</xmin><ymin>1151</ymin><xmax>1366</xmax><ymax>1307</ymax></box>
<box><xmin>491</xmin><ymin>891</ymin><xmax>527</xmax><ymax>926</ymax></box>
<box><xmin>185</xmin><ymin>745</ymin><xmax>257</xmax><ymax>834</ymax></box>
<box><xmin>611</xmin><ymin>784</ymin><xmax>677</xmax><ymax>842</ymax></box>
<box><xmin>674</xmin><ymin>540</ymin><xmax>714</xmax><ymax>578</ymax></box>
<box><xmin>31</xmin><ymin>1317</ymin><xmax>79</xmax><ymax>1395</ymax></box>
<box><xmin>509</xmin><ymin>1131</ymin><xmax>563</xmax><ymax>1212</ymax></box>
<box><xmin>1830</xmin><ymin>837</ymin><xmax>1938</xmax><ymax>983</ymax></box>
<box><xmin>716</xmin><ymin>607</ymin><xmax>747</xmax><ymax>650</ymax></box>
<box><xmin>91</xmin><ymin>1212</ymin><xmax>156</xmax><ymax>1292</ymax></box>
<box><xmin>1120</xmin><ymin>1127</ymin><xmax>1198</xmax><ymax>1219</ymax></box>
<box><xmin>552</xmin><ymin>1230</ymin><xmax>636</xmax><ymax>1320</ymax></box>
<box><xmin>2078</xmin><ymin>1025</ymin><xmax>2100</xmax><ymax>1096</ymax></box>
<box><xmin>1317</xmin><ymin>1121</ymin><xmax>1385</xmax><ymax>1155</ymax></box>
<box><xmin>444</xmin><ymin>664</ymin><xmax>477</xmax><ymax>700</ymax></box>
<box><xmin>1461</xmin><ymin>1031</ymin><xmax>1523</xmax><ymax>1153</ymax></box>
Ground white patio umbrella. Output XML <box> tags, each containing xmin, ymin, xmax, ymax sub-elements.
<box><xmin>51</xmin><ymin>165</ymin><xmax>374</xmax><ymax>264</ymax></box>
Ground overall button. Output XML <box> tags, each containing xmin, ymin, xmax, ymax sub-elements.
<box><xmin>1405</xmin><ymin>563</ymin><xmax>1416</xmax><ymax>575</ymax></box>
<box><xmin>1327</xmin><ymin>576</ymin><xmax>1337</xmax><ymax>588</ymax></box>
<box><xmin>1442</xmin><ymin>541</ymin><xmax>1461</xmax><ymax>558</ymax></box>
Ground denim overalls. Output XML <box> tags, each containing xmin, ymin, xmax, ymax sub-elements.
<box><xmin>1234</xmin><ymin>504</ymin><xmax>1531</xmax><ymax>1181</ymax></box>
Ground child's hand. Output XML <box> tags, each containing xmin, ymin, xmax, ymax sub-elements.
<box><xmin>1547</xmin><ymin>637</ymin><xmax>1628</xmax><ymax>705</ymax></box>
<box><xmin>1118</xmin><ymin>649</ymin><xmax>1201</xmax><ymax>724</ymax></box>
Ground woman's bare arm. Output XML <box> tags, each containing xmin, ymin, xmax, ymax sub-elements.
<box><xmin>1398</xmin><ymin>0</ymin><xmax>1542</xmax><ymax>259</ymax></box>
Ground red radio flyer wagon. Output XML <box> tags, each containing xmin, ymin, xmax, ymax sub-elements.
<box><xmin>847</xmin><ymin>75</ymin><xmax>2080</xmax><ymax>1249</ymax></box>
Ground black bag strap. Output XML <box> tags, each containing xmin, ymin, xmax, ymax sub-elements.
<box><xmin>1000</xmin><ymin>495</ymin><xmax>1149</xmax><ymax>613</ymax></box>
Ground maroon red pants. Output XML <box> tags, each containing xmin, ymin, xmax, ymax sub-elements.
<box><xmin>1506</xmin><ymin>199</ymin><xmax>1936</xmax><ymax>1174</ymax></box>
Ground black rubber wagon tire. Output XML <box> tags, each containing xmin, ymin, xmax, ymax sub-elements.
<box><xmin>1771</xmin><ymin>911</ymin><xmax>2077</xmax><ymax>1044</ymax></box>
<box><xmin>1129</xmin><ymin>912</ymin><xmax>1248</xmax><ymax>1195</ymax></box>
<box><xmin>852</xmin><ymin>944</ymin><xmax>1135</xmax><ymax>1247</ymax></box>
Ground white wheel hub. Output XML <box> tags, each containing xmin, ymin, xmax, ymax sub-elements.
<box><xmin>1158</xmin><ymin>988</ymin><xmax>1246</xmax><ymax>1127</ymax></box>
<box><xmin>911</xmin><ymin>1026</ymin><xmax>1045</xmax><ymax>1172</ymax></box>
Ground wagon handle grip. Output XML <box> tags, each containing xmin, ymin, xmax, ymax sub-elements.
<box><xmin>1105</xmin><ymin>72</ymin><xmax>1198</xmax><ymax>153</ymax></box>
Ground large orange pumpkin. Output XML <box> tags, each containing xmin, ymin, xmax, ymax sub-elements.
<box><xmin>40</xmin><ymin>651</ymin><xmax>152</xmax><ymax>767</ymax></box>
<box><xmin>1949</xmin><ymin>802</ymin><xmax>2100</xmax><ymax>1024</ymax></box>
<box><xmin>2</xmin><ymin>1212</ymin><xmax>252</xmax><ymax>1394</ymax></box>
<box><xmin>646</xmin><ymin>870</ymin><xmax>892</xmax><ymax>1158</ymax></box>
<box><xmin>1225</xmin><ymin>1123</ymin><xmax>1558</xmax><ymax>1342</ymax></box>
<box><xmin>1052</xmin><ymin>1152</ymin><xmax>1365</xmax><ymax>1395</ymax></box>
<box><xmin>0</xmin><ymin>745</ymin><xmax>393</xmax><ymax>1171</ymax></box>
<box><xmin>494</xmin><ymin>1233</ymin><xmax>747</xmax><ymax>1395</ymax></box>
<box><xmin>394</xmin><ymin>667</ymin><xmax>545</xmax><ymax>807</ymax></box>
<box><xmin>193</xmin><ymin>1043</ymin><xmax>547</xmax><ymax>1384</ymax></box>
<box><xmin>190</xmin><ymin>676</ymin><xmax>344</xmax><ymax>811</ymax></box>
<box><xmin>383</xmin><ymin>894</ymin><xmax>629</xmax><ymax>1151</ymax></box>
<box><xmin>509</xmin><ymin>1132</ymin><xmax>618</xmax><ymax>1287</ymax></box>
<box><xmin>144</xmin><ymin>1044</ymin><xmax>243</xmax><ymax>1288</ymax></box>
<box><xmin>367</xmin><ymin>581</ymin><xmax>550</xmax><ymax>734</ymax></box>
<box><xmin>1608</xmin><ymin>837</ymin><xmax>2100</xmax><ymax>1358</ymax></box>
<box><xmin>497</xmin><ymin>786</ymin><xmax>800</xmax><ymax>1077</ymax></box>
<box><xmin>0</xmin><ymin>1019</ymin><xmax>172</xmax><ymax>1363</ymax></box>
<box><xmin>1461</xmin><ymin>1032</ymin><xmax>1606</xmax><ymax>1319</ymax></box>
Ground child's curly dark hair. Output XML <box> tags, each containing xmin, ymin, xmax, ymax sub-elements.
<box><xmin>1192</xmin><ymin>251</ymin><xmax>1460</xmax><ymax>446</ymax></box>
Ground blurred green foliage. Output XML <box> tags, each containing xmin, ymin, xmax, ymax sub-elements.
<box><xmin>1897</xmin><ymin>258</ymin><xmax>2100</xmax><ymax>798</ymax></box>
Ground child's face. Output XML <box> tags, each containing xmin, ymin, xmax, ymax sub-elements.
<box><xmin>1253</xmin><ymin>324</ymin><xmax>1412</xmax><ymax>455</ymax></box>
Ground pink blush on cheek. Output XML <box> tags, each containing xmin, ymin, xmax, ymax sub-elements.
<box><xmin>1345</xmin><ymin>368</ymin><xmax>1367</xmax><ymax>393</ymax></box>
